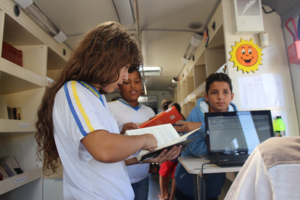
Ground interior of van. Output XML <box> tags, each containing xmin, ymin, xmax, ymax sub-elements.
<box><xmin>0</xmin><ymin>0</ymin><xmax>300</xmax><ymax>199</ymax></box>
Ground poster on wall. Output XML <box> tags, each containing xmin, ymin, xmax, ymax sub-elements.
<box><xmin>238</xmin><ymin>74</ymin><xmax>285</xmax><ymax>109</ymax></box>
<box><xmin>229</xmin><ymin>38</ymin><xmax>263</xmax><ymax>73</ymax></box>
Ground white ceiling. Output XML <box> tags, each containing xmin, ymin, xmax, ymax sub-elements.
<box><xmin>33</xmin><ymin>0</ymin><xmax>220</xmax><ymax>90</ymax></box>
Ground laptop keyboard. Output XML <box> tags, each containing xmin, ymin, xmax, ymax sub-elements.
<box><xmin>211</xmin><ymin>154</ymin><xmax>249</xmax><ymax>163</ymax></box>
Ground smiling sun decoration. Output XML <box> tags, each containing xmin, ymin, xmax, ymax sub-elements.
<box><xmin>229</xmin><ymin>38</ymin><xmax>263</xmax><ymax>73</ymax></box>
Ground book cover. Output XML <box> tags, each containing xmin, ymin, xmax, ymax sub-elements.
<box><xmin>138</xmin><ymin>106</ymin><xmax>183</xmax><ymax>128</ymax></box>
<box><xmin>125</xmin><ymin>124</ymin><xmax>200</xmax><ymax>161</ymax></box>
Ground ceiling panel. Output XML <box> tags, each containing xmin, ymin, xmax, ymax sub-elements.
<box><xmin>34</xmin><ymin>0</ymin><xmax>119</xmax><ymax>35</ymax></box>
<box><xmin>141</xmin><ymin>31</ymin><xmax>192</xmax><ymax>77</ymax></box>
<box><xmin>31</xmin><ymin>0</ymin><xmax>221</xmax><ymax>91</ymax></box>
<box><xmin>138</xmin><ymin>0</ymin><xmax>219</xmax><ymax>31</ymax></box>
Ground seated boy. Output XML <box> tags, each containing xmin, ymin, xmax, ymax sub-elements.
<box><xmin>174</xmin><ymin>73</ymin><xmax>237</xmax><ymax>200</ymax></box>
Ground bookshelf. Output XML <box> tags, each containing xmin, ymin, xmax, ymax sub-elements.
<box><xmin>174</xmin><ymin>2</ymin><xmax>225</xmax><ymax>118</ymax></box>
<box><xmin>174</xmin><ymin>0</ymin><xmax>299</xmax><ymax>138</ymax></box>
<box><xmin>0</xmin><ymin>0</ymin><xmax>70</xmax><ymax>199</ymax></box>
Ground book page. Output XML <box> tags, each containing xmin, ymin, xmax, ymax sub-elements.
<box><xmin>159</xmin><ymin>127</ymin><xmax>200</xmax><ymax>149</ymax></box>
<box><xmin>137</xmin><ymin>128</ymin><xmax>201</xmax><ymax>160</ymax></box>
<box><xmin>125</xmin><ymin>124</ymin><xmax>179</xmax><ymax>147</ymax></box>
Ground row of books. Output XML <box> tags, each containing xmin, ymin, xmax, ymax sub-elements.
<box><xmin>0</xmin><ymin>156</ymin><xmax>23</xmax><ymax>181</ymax></box>
<box><xmin>7</xmin><ymin>107</ymin><xmax>22</xmax><ymax>120</ymax></box>
<box><xmin>2</xmin><ymin>41</ymin><xmax>23</xmax><ymax>67</ymax></box>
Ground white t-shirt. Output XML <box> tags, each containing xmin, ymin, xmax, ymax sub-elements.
<box><xmin>224</xmin><ymin>137</ymin><xmax>300</xmax><ymax>200</ymax></box>
<box><xmin>53</xmin><ymin>81</ymin><xmax>134</xmax><ymax>200</ymax></box>
<box><xmin>108</xmin><ymin>99</ymin><xmax>155</xmax><ymax>184</ymax></box>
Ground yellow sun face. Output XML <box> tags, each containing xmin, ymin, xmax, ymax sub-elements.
<box><xmin>229</xmin><ymin>38</ymin><xmax>263</xmax><ymax>73</ymax></box>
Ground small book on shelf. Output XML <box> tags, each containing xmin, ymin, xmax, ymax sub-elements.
<box><xmin>138</xmin><ymin>106</ymin><xmax>183</xmax><ymax>128</ymax></box>
<box><xmin>6</xmin><ymin>107</ymin><xmax>22</xmax><ymax>120</ymax></box>
<box><xmin>1</xmin><ymin>41</ymin><xmax>23</xmax><ymax>67</ymax></box>
<box><xmin>0</xmin><ymin>156</ymin><xmax>23</xmax><ymax>180</ymax></box>
<box><xmin>16</xmin><ymin>107</ymin><xmax>22</xmax><ymax>120</ymax></box>
<box><xmin>125</xmin><ymin>124</ymin><xmax>200</xmax><ymax>161</ymax></box>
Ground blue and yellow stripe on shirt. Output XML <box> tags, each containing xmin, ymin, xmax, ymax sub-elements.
<box><xmin>118</xmin><ymin>98</ymin><xmax>141</xmax><ymax>111</ymax></box>
<box><xmin>64</xmin><ymin>81</ymin><xmax>100</xmax><ymax>136</ymax></box>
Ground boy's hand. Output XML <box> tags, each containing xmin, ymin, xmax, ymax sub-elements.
<box><xmin>142</xmin><ymin>134</ymin><xmax>158</xmax><ymax>151</ymax></box>
<box><xmin>175</xmin><ymin>121</ymin><xmax>202</xmax><ymax>133</ymax></box>
<box><xmin>120</xmin><ymin>122</ymin><xmax>138</xmax><ymax>135</ymax></box>
<box><xmin>144</xmin><ymin>145</ymin><xmax>182</xmax><ymax>164</ymax></box>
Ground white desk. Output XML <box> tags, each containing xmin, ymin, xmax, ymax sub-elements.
<box><xmin>178</xmin><ymin>156</ymin><xmax>242</xmax><ymax>200</ymax></box>
<box><xmin>178</xmin><ymin>156</ymin><xmax>242</xmax><ymax>174</ymax></box>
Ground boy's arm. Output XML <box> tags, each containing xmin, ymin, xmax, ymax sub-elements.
<box><xmin>185</xmin><ymin>107</ymin><xmax>208</xmax><ymax>157</ymax></box>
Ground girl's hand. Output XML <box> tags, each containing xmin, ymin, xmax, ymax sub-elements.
<box><xmin>120</xmin><ymin>122</ymin><xmax>138</xmax><ymax>135</ymax></box>
<box><xmin>144</xmin><ymin>145</ymin><xmax>182</xmax><ymax>164</ymax></box>
<box><xmin>175</xmin><ymin>121</ymin><xmax>202</xmax><ymax>133</ymax></box>
<box><xmin>142</xmin><ymin>134</ymin><xmax>158</xmax><ymax>151</ymax></box>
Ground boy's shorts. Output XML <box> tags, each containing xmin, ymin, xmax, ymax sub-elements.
<box><xmin>159</xmin><ymin>161</ymin><xmax>178</xmax><ymax>178</ymax></box>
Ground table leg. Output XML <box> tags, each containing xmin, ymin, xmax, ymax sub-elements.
<box><xmin>193</xmin><ymin>174</ymin><xmax>206</xmax><ymax>200</ymax></box>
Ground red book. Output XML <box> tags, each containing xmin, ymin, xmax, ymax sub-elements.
<box><xmin>16</xmin><ymin>50</ymin><xmax>23</xmax><ymax>67</ymax></box>
<box><xmin>2</xmin><ymin>41</ymin><xmax>9</xmax><ymax>60</ymax></box>
<box><xmin>139</xmin><ymin>106</ymin><xmax>183</xmax><ymax>128</ymax></box>
<box><xmin>2</xmin><ymin>41</ymin><xmax>23</xmax><ymax>67</ymax></box>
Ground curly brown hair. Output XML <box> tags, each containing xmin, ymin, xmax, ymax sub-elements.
<box><xmin>35</xmin><ymin>21</ymin><xmax>143</xmax><ymax>174</ymax></box>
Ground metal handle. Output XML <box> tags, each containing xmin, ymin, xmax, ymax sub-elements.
<box><xmin>285</xmin><ymin>18</ymin><xmax>298</xmax><ymax>42</ymax></box>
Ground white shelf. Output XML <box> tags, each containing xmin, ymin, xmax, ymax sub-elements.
<box><xmin>0</xmin><ymin>58</ymin><xmax>44</xmax><ymax>95</ymax></box>
<box><xmin>0</xmin><ymin>167</ymin><xmax>42</xmax><ymax>195</ymax></box>
<box><xmin>194</xmin><ymin>82</ymin><xmax>206</xmax><ymax>98</ymax></box>
<box><xmin>0</xmin><ymin>119</ymin><xmax>35</xmax><ymax>134</ymax></box>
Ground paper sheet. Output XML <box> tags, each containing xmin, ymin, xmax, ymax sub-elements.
<box><xmin>238</xmin><ymin>74</ymin><xmax>285</xmax><ymax>109</ymax></box>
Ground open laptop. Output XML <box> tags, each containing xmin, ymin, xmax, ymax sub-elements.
<box><xmin>205</xmin><ymin>110</ymin><xmax>274</xmax><ymax>166</ymax></box>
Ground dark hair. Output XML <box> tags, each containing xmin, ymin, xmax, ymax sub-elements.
<box><xmin>161</xmin><ymin>99</ymin><xmax>172</xmax><ymax>111</ymax></box>
<box><xmin>169</xmin><ymin>102</ymin><xmax>181</xmax><ymax>113</ymax></box>
<box><xmin>35</xmin><ymin>21</ymin><xmax>142</xmax><ymax>174</ymax></box>
<box><xmin>130</xmin><ymin>70</ymin><xmax>142</xmax><ymax>80</ymax></box>
<box><xmin>205</xmin><ymin>73</ymin><xmax>232</xmax><ymax>94</ymax></box>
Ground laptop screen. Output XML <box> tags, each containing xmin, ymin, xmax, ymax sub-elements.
<box><xmin>206</xmin><ymin>110</ymin><xmax>274</xmax><ymax>155</ymax></box>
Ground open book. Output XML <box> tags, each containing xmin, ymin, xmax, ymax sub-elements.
<box><xmin>125</xmin><ymin>124</ymin><xmax>200</xmax><ymax>161</ymax></box>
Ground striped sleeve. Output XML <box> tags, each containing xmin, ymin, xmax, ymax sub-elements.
<box><xmin>63</xmin><ymin>81</ymin><xmax>104</xmax><ymax>136</ymax></box>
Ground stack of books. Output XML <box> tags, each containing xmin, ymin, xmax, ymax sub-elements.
<box><xmin>2</xmin><ymin>41</ymin><xmax>23</xmax><ymax>67</ymax></box>
<box><xmin>7</xmin><ymin>107</ymin><xmax>22</xmax><ymax>120</ymax></box>
<box><xmin>0</xmin><ymin>156</ymin><xmax>23</xmax><ymax>180</ymax></box>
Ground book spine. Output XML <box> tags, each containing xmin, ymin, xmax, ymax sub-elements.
<box><xmin>7</xmin><ymin>107</ymin><xmax>11</xmax><ymax>119</ymax></box>
<box><xmin>12</xmin><ymin>108</ymin><xmax>17</xmax><ymax>120</ymax></box>
<box><xmin>0</xmin><ymin>162</ymin><xmax>13</xmax><ymax>177</ymax></box>
<box><xmin>16</xmin><ymin>107</ymin><xmax>22</xmax><ymax>120</ymax></box>
<box><xmin>4</xmin><ymin>159</ymin><xmax>18</xmax><ymax>176</ymax></box>
<box><xmin>2</xmin><ymin>156</ymin><xmax>23</xmax><ymax>175</ymax></box>
<box><xmin>0</xmin><ymin>165</ymin><xmax>9</xmax><ymax>179</ymax></box>
<box><xmin>7</xmin><ymin>156</ymin><xmax>20</xmax><ymax>168</ymax></box>
<box><xmin>0</xmin><ymin>171</ymin><xmax>4</xmax><ymax>180</ymax></box>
